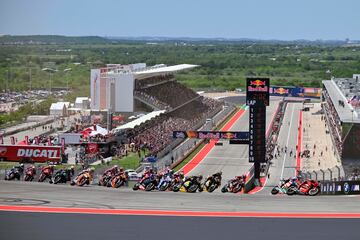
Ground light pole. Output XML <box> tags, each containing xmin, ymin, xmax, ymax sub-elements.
<box><xmin>63</xmin><ymin>68</ymin><xmax>72</xmax><ymax>92</ymax></box>
<box><xmin>42</xmin><ymin>68</ymin><xmax>57</xmax><ymax>94</ymax></box>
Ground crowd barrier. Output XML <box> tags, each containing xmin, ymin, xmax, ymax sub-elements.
<box><xmin>320</xmin><ymin>180</ymin><xmax>360</xmax><ymax>195</ymax></box>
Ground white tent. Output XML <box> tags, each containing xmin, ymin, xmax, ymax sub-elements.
<box><xmin>89</xmin><ymin>125</ymin><xmax>108</xmax><ymax>136</ymax></box>
<box><xmin>49</xmin><ymin>102</ymin><xmax>69</xmax><ymax>117</ymax></box>
<box><xmin>112</xmin><ymin>110</ymin><xmax>165</xmax><ymax>132</ymax></box>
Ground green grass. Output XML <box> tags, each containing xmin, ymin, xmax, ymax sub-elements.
<box><xmin>173</xmin><ymin>142</ymin><xmax>206</xmax><ymax>172</ymax></box>
<box><xmin>93</xmin><ymin>150</ymin><xmax>149</xmax><ymax>171</ymax></box>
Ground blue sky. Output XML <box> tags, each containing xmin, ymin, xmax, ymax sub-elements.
<box><xmin>0</xmin><ymin>0</ymin><xmax>359</xmax><ymax>40</ymax></box>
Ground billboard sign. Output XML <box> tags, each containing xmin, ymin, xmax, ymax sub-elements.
<box><xmin>246</xmin><ymin>78</ymin><xmax>270</xmax><ymax>107</ymax></box>
<box><xmin>172</xmin><ymin>131</ymin><xmax>249</xmax><ymax>140</ymax></box>
<box><xmin>0</xmin><ymin>145</ymin><xmax>61</xmax><ymax>162</ymax></box>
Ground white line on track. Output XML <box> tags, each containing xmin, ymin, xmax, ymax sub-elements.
<box><xmin>280</xmin><ymin>104</ymin><xmax>295</xmax><ymax>180</ymax></box>
<box><xmin>205</xmin><ymin>157</ymin><xmax>249</xmax><ymax>160</ymax></box>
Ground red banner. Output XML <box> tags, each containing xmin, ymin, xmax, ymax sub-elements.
<box><xmin>88</xmin><ymin>143</ymin><xmax>98</xmax><ymax>154</ymax></box>
<box><xmin>0</xmin><ymin>145</ymin><xmax>61</xmax><ymax>162</ymax></box>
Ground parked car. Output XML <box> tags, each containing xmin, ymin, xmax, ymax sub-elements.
<box><xmin>125</xmin><ymin>169</ymin><xmax>141</xmax><ymax>180</ymax></box>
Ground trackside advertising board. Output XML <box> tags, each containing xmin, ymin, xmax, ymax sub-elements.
<box><xmin>0</xmin><ymin>145</ymin><xmax>61</xmax><ymax>162</ymax></box>
<box><xmin>270</xmin><ymin>86</ymin><xmax>321</xmax><ymax>98</ymax></box>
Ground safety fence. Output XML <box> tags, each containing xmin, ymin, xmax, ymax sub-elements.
<box><xmin>301</xmin><ymin>165</ymin><xmax>345</xmax><ymax>182</ymax></box>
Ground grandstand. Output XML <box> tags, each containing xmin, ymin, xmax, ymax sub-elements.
<box><xmin>90</xmin><ymin>63</ymin><xmax>223</xmax><ymax>158</ymax></box>
<box><xmin>322</xmin><ymin>74</ymin><xmax>360</xmax><ymax>176</ymax></box>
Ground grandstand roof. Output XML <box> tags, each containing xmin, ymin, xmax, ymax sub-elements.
<box><xmin>323</xmin><ymin>80</ymin><xmax>360</xmax><ymax>123</ymax></box>
<box><xmin>134</xmin><ymin>64</ymin><xmax>199</xmax><ymax>79</ymax></box>
<box><xmin>112</xmin><ymin>110</ymin><xmax>165</xmax><ymax>132</ymax></box>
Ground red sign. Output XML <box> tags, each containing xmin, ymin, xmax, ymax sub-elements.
<box><xmin>0</xmin><ymin>145</ymin><xmax>61</xmax><ymax>162</ymax></box>
<box><xmin>88</xmin><ymin>143</ymin><xmax>98</xmax><ymax>154</ymax></box>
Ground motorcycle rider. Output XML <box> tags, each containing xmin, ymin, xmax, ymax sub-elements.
<box><xmin>208</xmin><ymin>171</ymin><xmax>222</xmax><ymax>184</ymax></box>
<box><xmin>40</xmin><ymin>165</ymin><xmax>54</xmax><ymax>183</ymax></box>
<box><xmin>140</xmin><ymin>168</ymin><xmax>155</xmax><ymax>185</ymax></box>
<box><xmin>228</xmin><ymin>174</ymin><xmax>246</xmax><ymax>191</ymax></box>
<box><xmin>65</xmin><ymin>165</ymin><xmax>75</xmax><ymax>181</ymax></box>
<box><xmin>72</xmin><ymin>167</ymin><xmax>95</xmax><ymax>184</ymax></box>
<box><xmin>157</xmin><ymin>168</ymin><xmax>174</xmax><ymax>190</ymax></box>
<box><xmin>25</xmin><ymin>165</ymin><xmax>36</xmax><ymax>176</ymax></box>
<box><xmin>103</xmin><ymin>165</ymin><xmax>119</xmax><ymax>177</ymax></box>
<box><xmin>183</xmin><ymin>175</ymin><xmax>203</xmax><ymax>190</ymax></box>
<box><xmin>7</xmin><ymin>163</ymin><xmax>24</xmax><ymax>180</ymax></box>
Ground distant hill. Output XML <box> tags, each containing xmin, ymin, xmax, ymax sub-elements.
<box><xmin>0</xmin><ymin>35</ymin><xmax>358</xmax><ymax>46</ymax></box>
<box><xmin>0</xmin><ymin>35</ymin><xmax>113</xmax><ymax>45</ymax></box>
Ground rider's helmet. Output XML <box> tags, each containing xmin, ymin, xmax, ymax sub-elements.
<box><xmin>90</xmin><ymin>167</ymin><xmax>95</xmax><ymax>173</ymax></box>
<box><xmin>149</xmin><ymin>168</ymin><xmax>154</xmax><ymax>174</ymax></box>
<box><xmin>70</xmin><ymin>166</ymin><xmax>75</xmax><ymax>170</ymax></box>
<box><xmin>119</xmin><ymin>167</ymin><xmax>124</xmax><ymax>173</ymax></box>
<box><xmin>198</xmin><ymin>175</ymin><xmax>203</xmax><ymax>181</ymax></box>
<box><xmin>217</xmin><ymin>171</ymin><xmax>223</xmax><ymax>176</ymax></box>
<box><xmin>144</xmin><ymin>166</ymin><xmax>150</xmax><ymax>172</ymax></box>
<box><xmin>19</xmin><ymin>163</ymin><xmax>24</xmax><ymax>168</ymax></box>
<box><xmin>113</xmin><ymin>165</ymin><xmax>118</xmax><ymax>169</ymax></box>
<box><xmin>49</xmin><ymin>165</ymin><xmax>54</xmax><ymax>170</ymax></box>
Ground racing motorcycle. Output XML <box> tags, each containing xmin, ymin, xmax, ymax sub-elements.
<box><xmin>157</xmin><ymin>173</ymin><xmax>173</xmax><ymax>191</ymax></box>
<box><xmin>71</xmin><ymin>171</ymin><xmax>93</xmax><ymax>187</ymax></box>
<box><xmin>24</xmin><ymin>166</ymin><xmax>36</xmax><ymax>182</ymax></box>
<box><xmin>98</xmin><ymin>173</ymin><xmax>113</xmax><ymax>187</ymax></box>
<box><xmin>167</xmin><ymin>174</ymin><xmax>183</xmax><ymax>191</ymax></box>
<box><xmin>203</xmin><ymin>174</ymin><xmax>222</xmax><ymax>193</ymax></box>
<box><xmin>38</xmin><ymin>167</ymin><xmax>53</xmax><ymax>183</ymax></box>
<box><xmin>297</xmin><ymin>180</ymin><xmax>320</xmax><ymax>196</ymax></box>
<box><xmin>111</xmin><ymin>172</ymin><xmax>128</xmax><ymax>188</ymax></box>
<box><xmin>53</xmin><ymin>169</ymin><xmax>71</xmax><ymax>184</ymax></box>
<box><xmin>221</xmin><ymin>177</ymin><xmax>245</xmax><ymax>193</ymax></box>
<box><xmin>5</xmin><ymin>166</ymin><xmax>23</xmax><ymax>181</ymax></box>
<box><xmin>271</xmin><ymin>178</ymin><xmax>298</xmax><ymax>195</ymax></box>
<box><xmin>173</xmin><ymin>176</ymin><xmax>203</xmax><ymax>193</ymax></box>
<box><xmin>133</xmin><ymin>174</ymin><xmax>159</xmax><ymax>191</ymax></box>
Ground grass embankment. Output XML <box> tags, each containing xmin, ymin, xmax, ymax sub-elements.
<box><xmin>173</xmin><ymin>106</ymin><xmax>241</xmax><ymax>172</ymax></box>
<box><xmin>96</xmin><ymin>151</ymin><xmax>146</xmax><ymax>170</ymax></box>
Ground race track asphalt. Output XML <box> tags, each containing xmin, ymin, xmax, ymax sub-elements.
<box><xmin>1</xmin><ymin>181</ymin><xmax>359</xmax><ymax>213</ymax></box>
<box><xmin>1</xmin><ymin>211</ymin><xmax>359</xmax><ymax>240</ymax></box>
<box><xmin>187</xmin><ymin>99</ymin><xmax>280</xmax><ymax>183</ymax></box>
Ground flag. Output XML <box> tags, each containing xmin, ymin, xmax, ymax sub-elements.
<box><xmin>350</xmin><ymin>95</ymin><xmax>360</xmax><ymax>107</ymax></box>
<box><xmin>25</xmin><ymin>136</ymin><xmax>29</xmax><ymax>145</ymax></box>
<box><xmin>61</xmin><ymin>138</ymin><xmax>65</xmax><ymax>151</ymax></box>
<box><xmin>10</xmin><ymin>136</ymin><xmax>15</xmax><ymax>145</ymax></box>
<box><xmin>34</xmin><ymin>136</ymin><xmax>39</xmax><ymax>145</ymax></box>
<box><xmin>48</xmin><ymin>138</ymin><xmax>52</xmax><ymax>146</ymax></box>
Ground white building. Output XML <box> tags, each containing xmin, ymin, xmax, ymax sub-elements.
<box><xmin>90</xmin><ymin>63</ymin><xmax>198</xmax><ymax>113</ymax></box>
<box><xmin>49</xmin><ymin>102</ymin><xmax>70</xmax><ymax>117</ymax></box>
<box><xmin>74</xmin><ymin>97</ymin><xmax>90</xmax><ymax>109</ymax></box>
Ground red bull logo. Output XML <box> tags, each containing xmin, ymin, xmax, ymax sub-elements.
<box><xmin>221</xmin><ymin>132</ymin><xmax>235</xmax><ymax>139</ymax></box>
<box><xmin>248</xmin><ymin>79</ymin><xmax>268</xmax><ymax>92</ymax></box>
<box><xmin>274</xmin><ymin>87</ymin><xmax>289</xmax><ymax>95</ymax></box>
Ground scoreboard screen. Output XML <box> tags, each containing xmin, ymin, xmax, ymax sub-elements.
<box><xmin>246</xmin><ymin>78</ymin><xmax>270</xmax><ymax>107</ymax></box>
